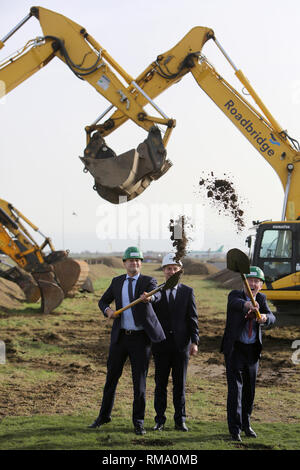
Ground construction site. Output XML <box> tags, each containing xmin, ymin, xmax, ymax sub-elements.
<box><xmin>1</xmin><ymin>0</ymin><xmax>300</xmax><ymax>453</ymax></box>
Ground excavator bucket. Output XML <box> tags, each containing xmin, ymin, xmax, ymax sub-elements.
<box><xmin>0</xmin><ymin>265</ymin><xmax>41</xmax><ymax>303</ymax></box>
<box><xmin>32</xmin><ymin>268</ymin><xmax>65</xmax><ymax>314</ymax></box>
<box><xmin>30</xmin><ymin>257</ymin><xmax>90</xmax><ymax>313</ymax></box>
<box><xmin>80</xmin><ymin>126</ymin><xmax>172</xmax><ymax>204</ymax></box>
<box><xmin>51</xmin><ymin>257</ymin><xmax>90</xmax><ymax>297</ymax></box>
<box><xmin>0</xmin><ymin>251</ymin><xmax>90</xmax><ymax>313</ymax></box>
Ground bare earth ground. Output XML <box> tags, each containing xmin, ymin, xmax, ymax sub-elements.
<box><xmin>0</xmin><ymin>264</ymin><xmax>299</xmax><ymax>427</ymax></box>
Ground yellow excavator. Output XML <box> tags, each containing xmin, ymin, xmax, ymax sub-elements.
<box><xmin>1</xmin><ymin>7</ymin><xmax>300</xmax><ymax>311</ymax></box>
<box><xmin>0</xmin><ymin>198</ymin><xmax>90</xmax><ymax>313</ymax></box>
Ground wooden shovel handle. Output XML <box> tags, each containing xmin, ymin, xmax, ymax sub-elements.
<box><xmin>113</xmin><ymin>285</ymin><xmax>163</xmax><ymax>316</ymax></box>
<box><xmin>241</xmin><ymin>274</ymin><xmax>262</xmax><ymax>320</ymax></box>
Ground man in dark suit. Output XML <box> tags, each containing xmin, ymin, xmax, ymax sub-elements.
<box><xmin>88</xmin><ymin>246</ymin><xmax>165</xmax><ymax>435</ymax></box>
<box><xmin>143</xmin><ymin>253</ymin><xmax>199</xmax><ymax>432</ymax></box>
<box><xmin>220</xmin><ymin>266</ymin><xmax>276</xmax><ymax>442</ymax></box>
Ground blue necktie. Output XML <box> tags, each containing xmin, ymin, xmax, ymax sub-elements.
<box><xmin>127</xmin><ymin>278</ymin><xmax>134</xmax><ymax>302</ymax></box>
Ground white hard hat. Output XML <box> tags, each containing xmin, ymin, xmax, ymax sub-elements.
<box><xmin>161</xmin><ymin>253</ymin><xmax>183</xmax><ymax>268</ymax></box>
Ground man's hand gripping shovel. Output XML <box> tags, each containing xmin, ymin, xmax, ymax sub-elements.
<box><xmin>226</xmin><ymin>248</ymin><xmax>262</xmax><ymax>321</ymax></box>
<box><xmin>113</xmin><ymin>269</ymin><xmax>183</xmax><ymax>316</ymax></box>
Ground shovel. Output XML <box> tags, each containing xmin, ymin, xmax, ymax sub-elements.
<box><xmin>114</xmin><ymin>269</ymin><xmax>183</xmax><ymax>316</ymax></box>
<box><xmin>226</xmin><ymin>248</ymin><xmax>262</xmax><ymax>320</ymax></box>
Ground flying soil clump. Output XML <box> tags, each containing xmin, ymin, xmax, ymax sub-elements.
<box><xmin>168</xmin><ymin>216</ymin><xmax>193</xmax><ymax>263</ymax></box>
<box><xmin>198</xmin><ymin>171</ymin><xmax>246</xmax><ymax>232</ymax></box>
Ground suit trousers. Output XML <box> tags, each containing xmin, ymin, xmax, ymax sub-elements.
<box><xmin>152</xmin><ymin>335</ymin><xmax>189</xmax><ymax>425</ymax></box>
<box><xmin>98</xmin><ymin>330</ymin><xmax>151</xmax><ymax>427</ymax></box>
<box><xmin>225</xmin><ymin>341</ymin><xmax>259</xmax><ymax>435</ymax></box>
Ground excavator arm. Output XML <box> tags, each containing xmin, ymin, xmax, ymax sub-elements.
<box><xmin>188</xmin><ymin>47</ymin><xmax>300</xmax><ymax>221</ymax></box>
<box><xmin>1</xmin><ymin>7</ymin><xmax>299</xmax><ymax>215</ymax></box>
<box><xmin>0</xmin><ymin>198</ymin><xmax>89</xmax><ymax>313</ymax></box>
<box><xmin>0</xmin><ymin>6</ymin><xmax>183</xmax><ymax>203</ymax></box>
<box><xmin>98</xmin><ymin>27</ymin><xmax>300</xmax><ymax>219</ymax></box>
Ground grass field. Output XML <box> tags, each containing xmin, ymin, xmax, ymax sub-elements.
<box><xmin>0</xmin><ymin>262</ymin><xmax>299</xmax><ymax>452</ymax></box>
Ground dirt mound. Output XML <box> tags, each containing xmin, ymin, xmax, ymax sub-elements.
<box><xmin>88</xmin><ymin>263</ymin><xmax>118</xmax><ymax>281</ymax></box>
<box><xmin>207</xmin><ymin>268</ymin><xmax>243</xmax><ymax>290</ymax></box>
<box><xmin>87</xmin><ymin>256</ymin><xmax>123</xmax><ymax>269</ymax></box>
<box><xmin>182</xmin><ymin>258</ymin><xmax>220</xmax><ymax>275</ymax></box>
<box><xmin>0</xmin><ymin>278</ymin><xmax>25</xmax><ymax>310</ymax></box>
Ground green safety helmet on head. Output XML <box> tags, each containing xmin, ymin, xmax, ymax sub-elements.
<box><xmin>123</xmin><ymin>246</ymin><xmax>143</xmax><ymax>261</ymax></box>
<box><xmin>246</xmin><ymin>266</ymin><xmax>265</xmax><ymax>282</ymax></box>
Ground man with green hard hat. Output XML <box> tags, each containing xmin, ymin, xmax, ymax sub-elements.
<box><xmin>88</xmin><ymin>246</ymin><xmax>165</xmax><ymax>436</ymax></box>
<box><xmin>221</xmin><ymin>265</ymin><xmax>276</xmax><ymax>442</ymax></box>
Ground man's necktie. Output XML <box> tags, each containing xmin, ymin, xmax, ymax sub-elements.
<box><xmin>128</xmin><ymin>278</ymin><xmax>134</xmax><ymax>302</ymax></box>
<box><xmin>168</xmin><ymin>288</ymin><xmax>175</xmax><ymax>310</ymax></box>
<box><xmin>127</xmin><ymin>277</ymin><xmax>137</xmax><ymax>326</ymax></box>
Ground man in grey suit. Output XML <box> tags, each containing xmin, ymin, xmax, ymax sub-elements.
<box><xmin>88</xmin><ymin>246</ymin><xmax>165</xmax><ymax>435</ymax></box>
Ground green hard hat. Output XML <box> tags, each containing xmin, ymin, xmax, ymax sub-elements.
<box><xmin>123</xmin><ymin>246</ymin><xmax>143</xmax><ymax>261</ymax></box>
<box><xmin>246</xmin><ymin>266</ymin><xmax>265</xmax><ymax>282</ymax></box>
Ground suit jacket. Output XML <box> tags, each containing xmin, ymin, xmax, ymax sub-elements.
<box><xmin>98</xmin><ymin>274</ymin><xmax>166</xmax><ymax>345</ymax></box>
<box><xmin>220</xmin><ymin>289</ymin><xmax>276</xmax><ymax>359</ymax></box>
<box><xmin>152</xmin><ymin>283</ymin><xmax>199</xmax><ymax>351</ymax></box>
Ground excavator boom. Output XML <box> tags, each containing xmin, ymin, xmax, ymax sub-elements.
<box><xmin>1</xmin><ymin>7</ymin><xmax>299</xmax><ymax>210</ymax></box>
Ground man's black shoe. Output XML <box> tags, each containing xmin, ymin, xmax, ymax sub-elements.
<box><xmin>231</xmin><ymin>433</ymin><xmax>242</xmax><ymax>442</ymax></box>
<box><xmin>87</xmin><ymin>417</ymin><xmax>111</xmax><ymax>429</ymax></box>
<box><xmin>175</xmin><ymin>423</ymin><xmax>189</xmax><ymax>432</ymax></box>
<box><xmin>243</xmin><ymin>426</ymin><xmax>257</xmax><ymax>438</ymax></box>
<box><xmin>153</xmin><ymin>423</ymin><xmax>164</xmax><ymax>431</ymax></box>
<box><xmin>134</xmin><ymin>425</ymin><xmax>146</xmax><ymax>435</ymax></box>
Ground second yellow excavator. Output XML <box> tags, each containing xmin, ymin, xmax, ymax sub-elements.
<box><xmin>1</xmin><ymin>7</ymin><xmax>300</xmax><ymax>312</ymax></box>
<box><xmin>0</xmin><ymin>198</ymin><xmax>90</xmax><ymax>313</ymax></box>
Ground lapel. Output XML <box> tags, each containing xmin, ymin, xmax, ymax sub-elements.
<box><xmin>116</xmin><ymin>274</ymin><xmax>127</xmax><ymax>308</ymax></box>
<box><xmin>174</xmin><ymin>283</ymin><xmax>182</xmax><ymax>307</ymax></box>
<box><xmin>134</xmin><ymin>274</ymin><xmax>144</xmax><ymax>297</ymax></box>
<box><xmin>167</xmin><ymin>283</ymin><xmax>182</xmax><ymax>315</ymax></box>
<box><xmin>134</xmin><ymin>274</ymin><xmax>142</xmax><ymax>298</ymax></box>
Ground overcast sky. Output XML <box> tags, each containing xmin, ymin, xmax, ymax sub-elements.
<box><xmin>1</xmin><ymin>0</ymin><xmax>299</xmax><ymax>254</ymax></box>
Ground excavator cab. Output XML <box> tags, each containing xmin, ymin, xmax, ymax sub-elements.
<box><xmin>81</xmin><ymin>126</ymin><xmax>172</xmax><ymax>204</ymax></box>
<box><xmin>250</xmin><ymin>221</ymin><xmax>300</xmax><ymax>312</ymax></box>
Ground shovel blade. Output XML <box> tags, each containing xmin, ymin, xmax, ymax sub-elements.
<box><xmin>226</xmin><ymin>248</ymin><xmax>250</xmax><ymax>274</ymax></box>
<box><xmin>162</xmin><ymin>269</ymin><xmax>183</xmax><ymax>290</ymax></box>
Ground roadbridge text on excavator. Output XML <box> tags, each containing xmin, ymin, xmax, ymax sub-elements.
<box><xmin>1</xmin><ymin>6</ymin><xmax>300</xmax><ymax>312</ymax></box>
